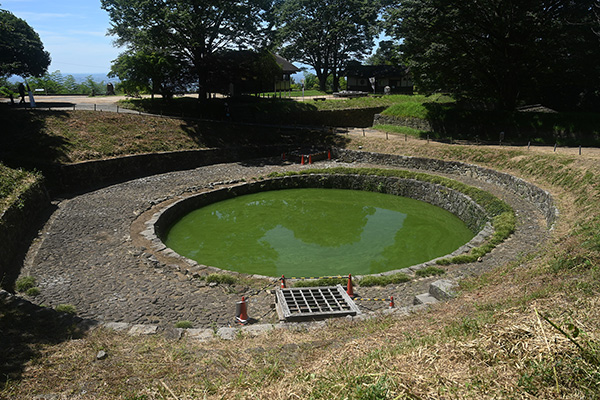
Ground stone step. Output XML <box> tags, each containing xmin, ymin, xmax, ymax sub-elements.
<box><xmin>429</xmin><ymin>279</ymin><xmax>458</xmax><ymax>301</ymax></box>
<box><xmin>413</xmin><ymin>293</ymin><xmax>439</xmax><ymax>306</ymax></box>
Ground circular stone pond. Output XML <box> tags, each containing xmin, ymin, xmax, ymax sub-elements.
<box><xmin>153</xmin><ymin>174</ymin><xmax>491</xmax><ymax>278</ymax></box>
<box><xmin>164</xmin><ymin>188</ymin><xmax>474</xmax><ymax>277</ymax></box>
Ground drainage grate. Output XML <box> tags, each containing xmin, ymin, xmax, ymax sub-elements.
<box><xmin>275</xmin><ymin>285</ymin><xmax>361</xmax><ymax>322</ymax></box>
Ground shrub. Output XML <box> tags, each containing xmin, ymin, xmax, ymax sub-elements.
<box><xmin>206</xmin><ymin>273</ymin><xmax>236</xmax><ymax>285</ymax></box>
<box><xmin>175</xmin><ymin>320</ymin><xmax>193</xmax><ymax>329</ymax></box>
<box><xmin>415</xmin><ymin>267</ymin><xmax>446</xmax><ymax>277</ymax></box>
<box><xmin>15</xmin><ymin>276</ymin><xmax>36</xmax><ymax>292</ymax></box>
<box><xmin>293</xmin><ymin>277</ymin><xmax>348</xmax><ymax>288</ymax></box>
<box><xmin>55</xmin><ymin>304</ymin><xmax>77</xmax><ymax>314</ymax></box>
<box><xmin>26</xmin><ymin>287</ymin><xmax>40</xmax><ymax>296</ymax></box>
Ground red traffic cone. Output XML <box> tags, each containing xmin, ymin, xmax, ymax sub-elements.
<box><xmin>328</xmin><ymin>149</ymin><xmax>331</xmax><ymax>160</ymax></box>
<box><xmin>301</xmin><ymin>155</ymin><xmax>305</xmax><ymax>165</ymax></box>
<box><xmin>309</xmin><ymin>154</ymin><xmax>313</xmax><ymax>164</ymax></box>
<box><xmin>346</xmin><ymin>274</ymin><xmax>354</xmax><ymax>298</ymax></box>
<box><xmin>235</xmin><ymin>296</ymin><xmax>248</xmax><ymax>325</ymax></box>
<box><xmin>282</xmin><ymin>152</ymin><xmax>286</xmax><ymax>160</ymax></box>
<box><xmin>280</xmin><ymin>275</ymin><xmax>286</xmax><ymax>289</ymax></box>
<box><xmin>389</xmin><ymin>296</ymin><xmax>395</xmax><ymax>309</ymax></box>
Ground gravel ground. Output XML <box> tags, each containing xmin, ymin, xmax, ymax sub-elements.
<box><xmin>18</xmin><ymin>157</ymin><xmax>549</xmax><ymax>329</ymax></box>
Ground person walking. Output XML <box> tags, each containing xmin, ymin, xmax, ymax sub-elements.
<box><xmin>18</xmin><ymin>82</ymin><xmax>26</xmax><ymax>104</ymax></box>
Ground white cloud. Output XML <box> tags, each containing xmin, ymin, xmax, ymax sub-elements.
<box><xmin>67</xmin><ymin>30</ymin><xmax>109</xmax><ymax>38</ymax></box>
<box><xmin>13</xmin><ymin>11</ymin><xmax>77</xmax><ymax>21</ymax></box>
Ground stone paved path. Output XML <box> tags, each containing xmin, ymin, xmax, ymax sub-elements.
<box><xmin>19</xmin><ymin>158</ymin><xmax>549</xmax><ymax>329</ymax></box>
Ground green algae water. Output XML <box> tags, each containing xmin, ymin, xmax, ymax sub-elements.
<box><xmin>164</xmin><ymin>188</ymin><xmax>475</xmax><ymax>277</ymax></box>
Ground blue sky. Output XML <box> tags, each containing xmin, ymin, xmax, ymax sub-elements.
<box><xmin>2</xmin><ymin>0</ymin><xmax>120</xmax><ymax>74</ymax></box>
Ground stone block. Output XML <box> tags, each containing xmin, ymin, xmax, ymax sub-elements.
<box><xmin>217</xmin><ymin>327</ymin><xmax>238</xmax><ymax>340</ymax></box>
<box><xmin>186</xmin><ymin>328</ymin><xmax>215</xmax><ymax>342</ymax></box>
<box><xmin>163</xmin><ymin>327</ymin><xmax>184</xmax><ymax>341</ymax></box>
<box><xmin>103</xmin><ymin>322</ymin><xmax>131</xmax><ymax>331</ymax></box>
<box><xmin>240</xmin><ymin>324</ymin><xmax>273</xmax><ymax>337</ymax></box>
<box><xmin>429</xmin><ymin>279</ymin><xmax>457</xmax><ymax>301</ymax></box>
<box><xmin>413</xmin><ymin>293</ymin><xmax>438</xmax><ymax>306</ymax></box>
<box><xmin>128</xmin><ymin>324</ymin><xmax>158</xmax><ymax>335</ymax></box>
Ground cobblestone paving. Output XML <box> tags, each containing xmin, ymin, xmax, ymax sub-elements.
<box><xmin>19</xmin><ymin>158</ymin><xmax>549</xmax><ymax>329</ymax></box>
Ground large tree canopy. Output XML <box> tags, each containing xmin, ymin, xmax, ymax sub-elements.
<box><xmin>109</xmin><ymin>50</ymin><xmax>191</xmax><ymax>100</ymax></box>
<box><xmin>101</xmin><ymin>0</ymin><xmax>272</xmax><ymax>99</ymax></box>
<box><xmin>204</xmin><ymin>50</ymin><xmax>282</xmax><ymax>95</ymax></box>
<box><xmin>386</xmin><ymin>0</ymin><xmax>600</xmax><ymax>110</ymax></box>
<box><xmin>273</xmin><ymin>0</ymin><xmax>381</xmax><ymax>92</ymax></box>
<box><xmin>366</xmin><ymin>40</ymin><xmax>403</xmax><ymax>66</ymax></box>
<box><xmin>0</xmin><ymin>9</ymin><xmax>50</xmax><ymax>77</ymax></box>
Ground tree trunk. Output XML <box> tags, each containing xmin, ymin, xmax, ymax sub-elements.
<box><xmin>197</xmin><ymin>71</ymin><xmax>208</xmax><ymax>102</ymax></box>
<box><xmin>193</xmin><ymin>44</ymin><xmax>209</xmax><ymax>102</ymax></box>
<box><xmin>316</xmin><ymin>70</ymin><xmax>328</xmax><ymax>92</ymax></box>
<box><xmin>332</xmin><ymin>69</ymin><xmax>339</xmax><ymax>92</ymax></box>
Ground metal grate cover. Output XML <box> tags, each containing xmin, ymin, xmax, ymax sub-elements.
<box><xmin>275</xmin><ymin>285</ymin><xmax>361</xmax><ymax>322</ymax></box>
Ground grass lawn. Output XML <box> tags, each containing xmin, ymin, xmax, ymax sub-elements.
<box><xmin>118</xmin><ymin>94</ymin><xmax>439</xmax><ymax>116</ymax></box>
<box><xmin>258</xmin><ymin>89</ymin><xmax>328</xmax><ymax>97</ymax></box>
<box><xmin>0</xmin><ymin>108</ymin><xmax>340</xmax><ymax>165</ymax></box>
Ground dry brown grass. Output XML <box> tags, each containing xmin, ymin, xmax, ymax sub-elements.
<box><xmin>3</xmin><ymin>133</ymin><xmax>600</xmax><ymax>399</ymax></box>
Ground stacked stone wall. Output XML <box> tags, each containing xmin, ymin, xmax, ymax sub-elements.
<box><xmin>333</xmin><ymin>149</ymin><xmax>558</xmax><ymax>228</ymax></box>
<box><xmin>373</xmin><ymin>114</ymin><xmax>433</xmax><ymax>131</ymax></box>
<box><xmin>154</xmin><ymin>174</ymin><xmax>489</xmax><ymax>240</ymax></box>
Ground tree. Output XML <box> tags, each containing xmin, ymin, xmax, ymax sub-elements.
<box><xmin>273</xmin><ymin>0</ymin><xmax>381</xmax><ymax>92</ymax></box>
<box><xmin>302</xmin><ymin>72</ymin><xmax>319</xmax><ymax>90</ymax></box>
<box><xmin>28</xmin><ymin>70</ymin><xmax>66</xmax><ymax>94</ymax></box>
<box><xmin>205</xmin><ymin>50</ymin><xmax>282</xmax><ymax>96</ymax></box>
<box><xmin>101</xmin><ymin>0</ymin><xmax>272</xmax><ymax>101</ymax></box>
<box><xmin>365</xmin><ymin>40</ymin><xmax>403</xmax><ymax>66</ymax></box>
<box><xmin>386</xmin><ymin>0</ymin><xmax>600</xmax><ymax>110</ymax></box>
<box><xmin>0</xmin><ymin>8</ymin><xmax>50</xmax><ymax>77</ymax></box>
<box><xmin>109</xmin><ymin>50</ymin><xmax>191</xmax><ymax>100</ymax></box>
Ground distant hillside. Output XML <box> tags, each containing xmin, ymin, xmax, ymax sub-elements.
<box><xmin>8</xmin><ymin>72</ymin><xmax>118</xmax><ymax>85</ymax></box>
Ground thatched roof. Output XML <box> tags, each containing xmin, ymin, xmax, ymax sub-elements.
<box><xmin>273</xmin><ymin>54</ymin><xmax>300</xmax><ymax>74</ymax></box>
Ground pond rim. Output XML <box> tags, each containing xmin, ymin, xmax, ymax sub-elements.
<box><xmin>141</xmin><ymin>172</ymin><xmax>496</xmax><ymax>281</ymax></box>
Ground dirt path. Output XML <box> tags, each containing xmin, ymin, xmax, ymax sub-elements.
<box><xmin>346</xmin><ymin>127</ymin><xmax>600</xmax><ymax>160</ymax></box>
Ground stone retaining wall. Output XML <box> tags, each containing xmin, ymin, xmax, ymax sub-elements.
<box><xmin>333</xmin><ymin>149</ymin><xmax>558</xmax><ymax>228</ymax></box>
<box><xmin>41</xmin><ymin>145</ymin><xmax>286</xmax><ymax>195</ymax></box>
<box><xmin>311</xmin><ymin>107</ymin><xmax>386</xmax><ymax>128</ymax></box>
<box><xmin>246</xmin><ymin>107</ymin><xmax>386</xmax><ymax>128</ymax></box>
<box><xmin>0</xmin><ymin>179</ymin><xmax>50</xmax><ymax>290</ymax></box>
<box><xmin>373</xmin><ymin>114</ymin><xmax>433</xmax><ymax>131</ymax></box>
